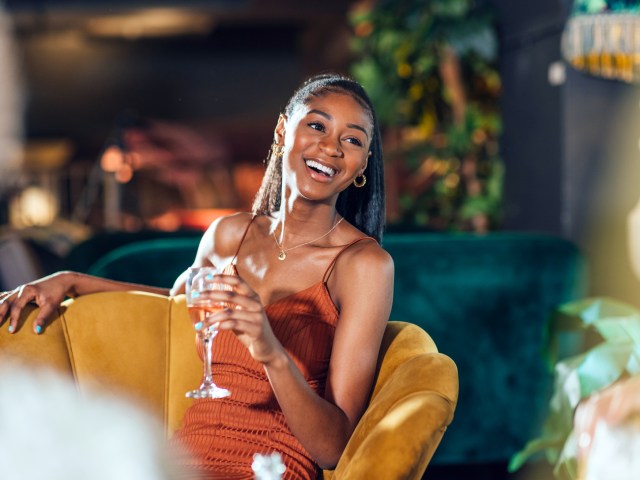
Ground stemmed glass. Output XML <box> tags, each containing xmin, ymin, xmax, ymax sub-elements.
<box><xmin>185</xmin><ymin>266</ymin><xmax>231</xmax><ymax>399</ymax></box>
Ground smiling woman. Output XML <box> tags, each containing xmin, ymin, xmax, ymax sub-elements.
<box><xmin>1</xmin><ymin>73</ymin><xmax>395</xmax><ymax>480</ymax></box>
<box><xmin>252</xmin><ymin>74</ymin><xmax>385</xmax><ymax>243</ymax></box>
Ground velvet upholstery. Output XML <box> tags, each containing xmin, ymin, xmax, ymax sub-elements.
<box><xmin>63</xmin><ymin>229</ymin><xmax>202</xmax><ymax>280</ymax></box>
<box><xmin>325</xmin><ymin>322</ymin><xmax>458</xmax><ymax>479</ymax></box>
<box><xmin>382</xmin><ymin>233</ymin><xmax>586</xmax><ymax>464</ymax></box>
<box><xmin>87</xmin><ymin>238</ymin><xmax>199</xmax><ymax>288</ymax></box>
<box><xmin>80</xmin><ymin>232</ymin><xmax>586</xmax><ymax>466</ymax></box>
<box><xmin>0</xmin><ymin>292</ymin><xmax>457</xmax><ymax>479</ymax></box>
<box><xmin>0</xmin><ymin>304</ymin><xmax>71</xmax><ymax>374</ymax></box>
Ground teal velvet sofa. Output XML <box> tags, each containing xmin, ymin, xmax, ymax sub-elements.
<box><xmin>68</xmin><ymin>231</ymin><xmax>586</xmax><ymax>470</ymax></box>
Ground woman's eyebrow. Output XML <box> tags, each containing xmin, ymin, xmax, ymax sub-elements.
<box><xmin>308</xmin><ymin>109</ymin><xmax>370</xmax><ymax>139</ymax></box>
<box><xmin>347</xmin><ymin>123</ymin><xmax>369</xmax><ymax>139</ymax></box>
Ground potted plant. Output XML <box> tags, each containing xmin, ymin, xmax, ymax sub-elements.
<box><xmin>349</xmin><ymin>0</ymin><xmax>503</xmax><ymax>232</ymax></box>
<box><xmin>509</xmin><ymin>297</ymin><xmax>640</xmax><ymax>480</ymax></box>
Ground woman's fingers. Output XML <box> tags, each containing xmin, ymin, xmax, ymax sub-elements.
<box><xmin>203</xmin><ymin>275</ymin><xmax>262</xmax><ymax>311</ymax></box>
<box><xmin>206</xmin><ymin>307</ymin><xmax>260</xmax><ymax>332</ymax></box>
<box><xmin>0</xmin><ymin>285</ymin><xmax>58</xmax><ymax>334</ymax></box>
<box><xmin>8</xmin><ymin>285</ymin><xmax>36</xmax><ymax>332</ymax></box>
<box><xmin>214</xmin><ymin>275</ymin><xmax>260</xmax><ymax>299</ymax></box>
<box><xmin>208</xmin><ymin>309</ymin><xmax>281</xmax><ymax>364</ymax></box>
<box><xmin>31</xmin><ymin>303</ymin><xmax>57</xmax><ymax>335</ymax></box>
<box><xmin>204</xmin><ymin>290</ymin><xmax>261</xmax><ymax>312</ymax></box>
<box><xmin>0</xmin><ymin>291</ymin><xmax>15</xmax><ymax>329</ymax></box>
<box><xmin>197</xmin><ymin>274</ymin><xmax>282</xmax><ymax>364</ymax></box>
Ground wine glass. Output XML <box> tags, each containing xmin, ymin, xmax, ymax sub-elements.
<box><xmin>185</xmin><ymin>266</ymin><xmax>231</xmax><ymax>399</ymax></box>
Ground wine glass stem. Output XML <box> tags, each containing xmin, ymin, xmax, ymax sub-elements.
<box><xmin>202</xmin><ymin>332</ymin><xmax>214</xmax><ymax>387</ymax></box>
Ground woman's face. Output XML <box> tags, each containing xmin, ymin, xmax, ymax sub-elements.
<box><xmin>279</xmin><ymin>91</ymin><xmax>372</xmax><ymax>203</ymax></box>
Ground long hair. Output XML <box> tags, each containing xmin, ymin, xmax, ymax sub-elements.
<box><xmin>251</xmin><ymin>73</ymin><xmax>385</xmax><ymax>242</ymax></box>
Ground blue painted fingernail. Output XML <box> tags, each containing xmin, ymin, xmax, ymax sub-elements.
<box><xmin>8</xmin><ymin>325</ymin><xmax>14</xmax><ymax>333</ymax></box>
<box><xmin>35</xmin><ymin>325</ymin><xmax>42</xmax><ymax>334</ymax></box>
<box><xmin>194</xmin><ymin>322</ymin><xmax>203</xmax><ymax>331</ymax></box>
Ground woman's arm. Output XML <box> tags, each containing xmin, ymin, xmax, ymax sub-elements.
<box><xmin>270</xmin><ymin>244</ymin><xmax>393</xmax><ymax>467</ymax></box>
<box><xmin>0</xmin><ymin>219</ymin><xmax>223</xmax><ymax>334</ymax></box>
<box><xmin>0</xmin><ymin>271</ymin><xmax>170</xmax><ymax>334</ymax></box>
<box><xmin>210</xmin><ymin>242</ymin><xmax>394</xmax><ymax>468</ymax></box>
<box><xmin>0</xmin><ymin>213</ymin><xmax>249</xmax><ymax>335</ymax></box>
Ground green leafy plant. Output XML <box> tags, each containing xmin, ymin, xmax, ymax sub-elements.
<box><xmin>509</xmin><ymin>297</ymin><xmax>640</xmax><ymax>480</ymax></box>
<box><xmin>349</xmin><ymin>0</ymin><xmax>503</xmax><ymax>232</ymax></box>
<box><xmin>573</xmin><ymin>0</ymin><xmax>640</xmax><ymax>14</ymax></box>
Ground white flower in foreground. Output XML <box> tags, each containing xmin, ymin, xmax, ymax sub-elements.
<box><xmin>0</xmin><ymin>361</ymin><xmax>185</xmax><ymax>480</ymax></box>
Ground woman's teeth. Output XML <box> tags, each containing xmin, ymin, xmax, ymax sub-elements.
<box><xmin>305</xmin><ymin>160</ymin><xmax>336</xmax><ymax>177</ymax></box>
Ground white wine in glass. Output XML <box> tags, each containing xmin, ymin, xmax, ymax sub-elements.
<box><xmin>185</xmin><ymin>266</ymin><xmax>231</xmax><ymax>399</ymax></box>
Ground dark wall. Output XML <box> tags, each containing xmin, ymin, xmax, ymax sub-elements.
<box><xmin>563</xmin><ymin>67</ymin><xmax>640</xmax><ymax>306</ymax></box>
<box><xmin>562</xmin><ymin>66</ymin><xmax>639</xmax><ymax>242</ymax></box>
<box><xmin>488</xmin><ymin>0</ymin><xmax>569</xmax><ymax>235</ymax></box>
<box><xmin>9</xmin><ymin>2</ymin><xmax>355</xmax><ymax>162</ymax></box>
<box><xmin>489</xmin><ymin>0</ymin><xmax>640</xmax><ymax>304</ymax></box>
<box><xmin>18</xmin><ymin>26</ymin><xmax>302</xmax><ymax>159</ymax></box>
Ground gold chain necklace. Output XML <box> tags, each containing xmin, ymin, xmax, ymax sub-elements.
<box><xmin>272</xmin><ymin>216</ymin><xmax>344</xmax><ymax>261</ymax></box>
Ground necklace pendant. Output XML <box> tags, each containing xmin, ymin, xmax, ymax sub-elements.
<box><xmin>278</xmin><ymin>251</ymin><xmax>287</xmax><ymax>261</ymax></box>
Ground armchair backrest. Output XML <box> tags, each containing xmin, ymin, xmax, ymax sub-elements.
<box><xmin>326</xmin><ymin>322</ymin><xmax>458</xmax><ymax>479</ymax></box>
<box><xmin>0</xmin><ymin>291</ymin><xmax>199</xmax><ymax>433</ymax></box>
<box><xmin>0</xmin><ymin>292</ymin><xmax>458</xmax><ymax>478</ymax></box>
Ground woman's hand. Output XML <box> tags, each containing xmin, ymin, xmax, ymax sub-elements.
<box><xmin>0</xmin><ymin>272</ymin><xmax>74</xmax><ymax>334</ymax></box>
<box><xmin>204</xmin><ymin>274</ymin><xmax>285</xmax><ymax>365</ymax></box>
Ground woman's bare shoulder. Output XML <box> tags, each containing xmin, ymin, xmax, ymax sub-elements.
<box><xmin>200</xmin><ymin>212</ymin><xmax>255</xmax><ymax>259</ymax></box>
<box><xmin>330</xmin><ymin>237</ymin><xmax>394</xmax><ymax>322</ymax></box>
<box><xmin>342</xmin><ymin>238</ymin><xmax>394</xmax><ymax>276</ymax></box>
<box><xmin>330</xmin><ymin>237</ymin><xmax>394</xmax><ymax>295</ymax></box>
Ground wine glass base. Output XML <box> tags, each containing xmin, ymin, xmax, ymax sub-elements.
<box><xmin>185</xmin><ymin>385</ymin><xmax>231</xmax><ymax>399</ymax></box>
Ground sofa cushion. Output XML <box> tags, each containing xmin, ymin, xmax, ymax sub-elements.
<box><xmin>327</xmin><ymin>322</ymin><xmax>458</xmax><ymax>479</ymax></box>
<box><xmin>166</xmin><ymin>294</ymin><xmax>203</xmax><ymax>434</ymax></box>
<box><xmin>0</xmin><ymin>304</ymin><xmax>72</xmax><ymax>375</ymax></box>
<box><xmin>61</xmin><ymin>291</ymin><xmax>172</xmax><ymax>420</ymax></box>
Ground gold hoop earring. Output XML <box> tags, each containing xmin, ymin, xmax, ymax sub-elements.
<box><xmin>353</xmin><ymin>174</ymin><xmax>366</xmax><ymax>188</ymax></box>
<box><xmin>271</xmin><ymin>142</ymin><xmax>284</xmax><ymax>160</ymax></box>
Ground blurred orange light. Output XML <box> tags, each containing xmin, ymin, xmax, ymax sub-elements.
<box><xmin>127</xmin><ymin>151</ymin><xmax>142</xmax><ymax>170</ymax></box>
<box><xmin>115</xmin><ymin>163</ymin><xmax>133</xmax><ymax>183</ymax></box>
<box><xmin>100</xmin><ymin>146</ymin><xmax>123</xmax><ymax>172</ymax></box>
<box><xmin>178</xmin><ymin>209</ymin><xmax>239</xmax><ymax>231</ymax></box>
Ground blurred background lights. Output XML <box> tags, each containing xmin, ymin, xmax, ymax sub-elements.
<box><xmin>85</xmin><ymin>9</ymin><xmax>216</xmax><ymax>39</ymax></box>
<box><xmin>9</xmin><ymin>185</ymin><xmax>59</xmax><ymax>227</ymax></box>
<box><xmin>99</xmin><ymin>145</ymin><xmax>123</xmax><ymax>173</ymax></box>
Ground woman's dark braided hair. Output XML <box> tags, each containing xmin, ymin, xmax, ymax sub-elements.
<box><xmin>251</xmin><ymin>73</ymin><xmax>385</xmax><ymax>242</ymax></box>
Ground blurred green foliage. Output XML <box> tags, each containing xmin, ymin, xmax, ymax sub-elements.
<box><xmin>510</xmin><ymin>297</ymin><xmax>640</xmax><ymax>479</ymax></box>
<box><xmin>349</xmin><ymin>0</ymin><xmax>503</xmax><ymax>231</ymax></box>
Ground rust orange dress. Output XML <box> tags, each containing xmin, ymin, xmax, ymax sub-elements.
<box><xmin>170</xmin><ymin>219</ymin><xmax>374</xmax><ymax>480</ymax></box>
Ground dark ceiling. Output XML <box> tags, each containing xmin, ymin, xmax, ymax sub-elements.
<box><xmin>4</xmin><ymin>0</ymin><xmax>358</xmax><ymax>163</ymax></box>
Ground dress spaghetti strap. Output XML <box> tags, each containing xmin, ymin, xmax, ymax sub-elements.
<box><xmin>230</xmin><ymin>215</ymin><xmax>258</xmax><ymax>265</ymax></box>
<box><xmin>322</xmin><ymin>236</ymin><xmax>377</xmax><ymax>284</ymax></box>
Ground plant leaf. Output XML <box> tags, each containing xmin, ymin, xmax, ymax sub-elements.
<box><xmin>511</xmin><ymin>297</ymin><xmax>640</xmax><ymax>477</ymax></box>
<box><xmin>508</xmin><ymin>435</ymin><xmax>564</xmax><ymax>473</ymax></box>
<box><xmin>594</xmin><ymin>316</ymin><xmax>640</xmax><ymax>344</ymax></box>
<box><xmin>576</xmin><ymin>342</ymin><xmax>632</xmax><ymax>397</ymax></box>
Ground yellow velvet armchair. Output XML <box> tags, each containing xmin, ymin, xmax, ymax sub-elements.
<box><xmin>0</xmin><ymin>291</ymin><xmax>458</xmax><ymax>479</ymax></box>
